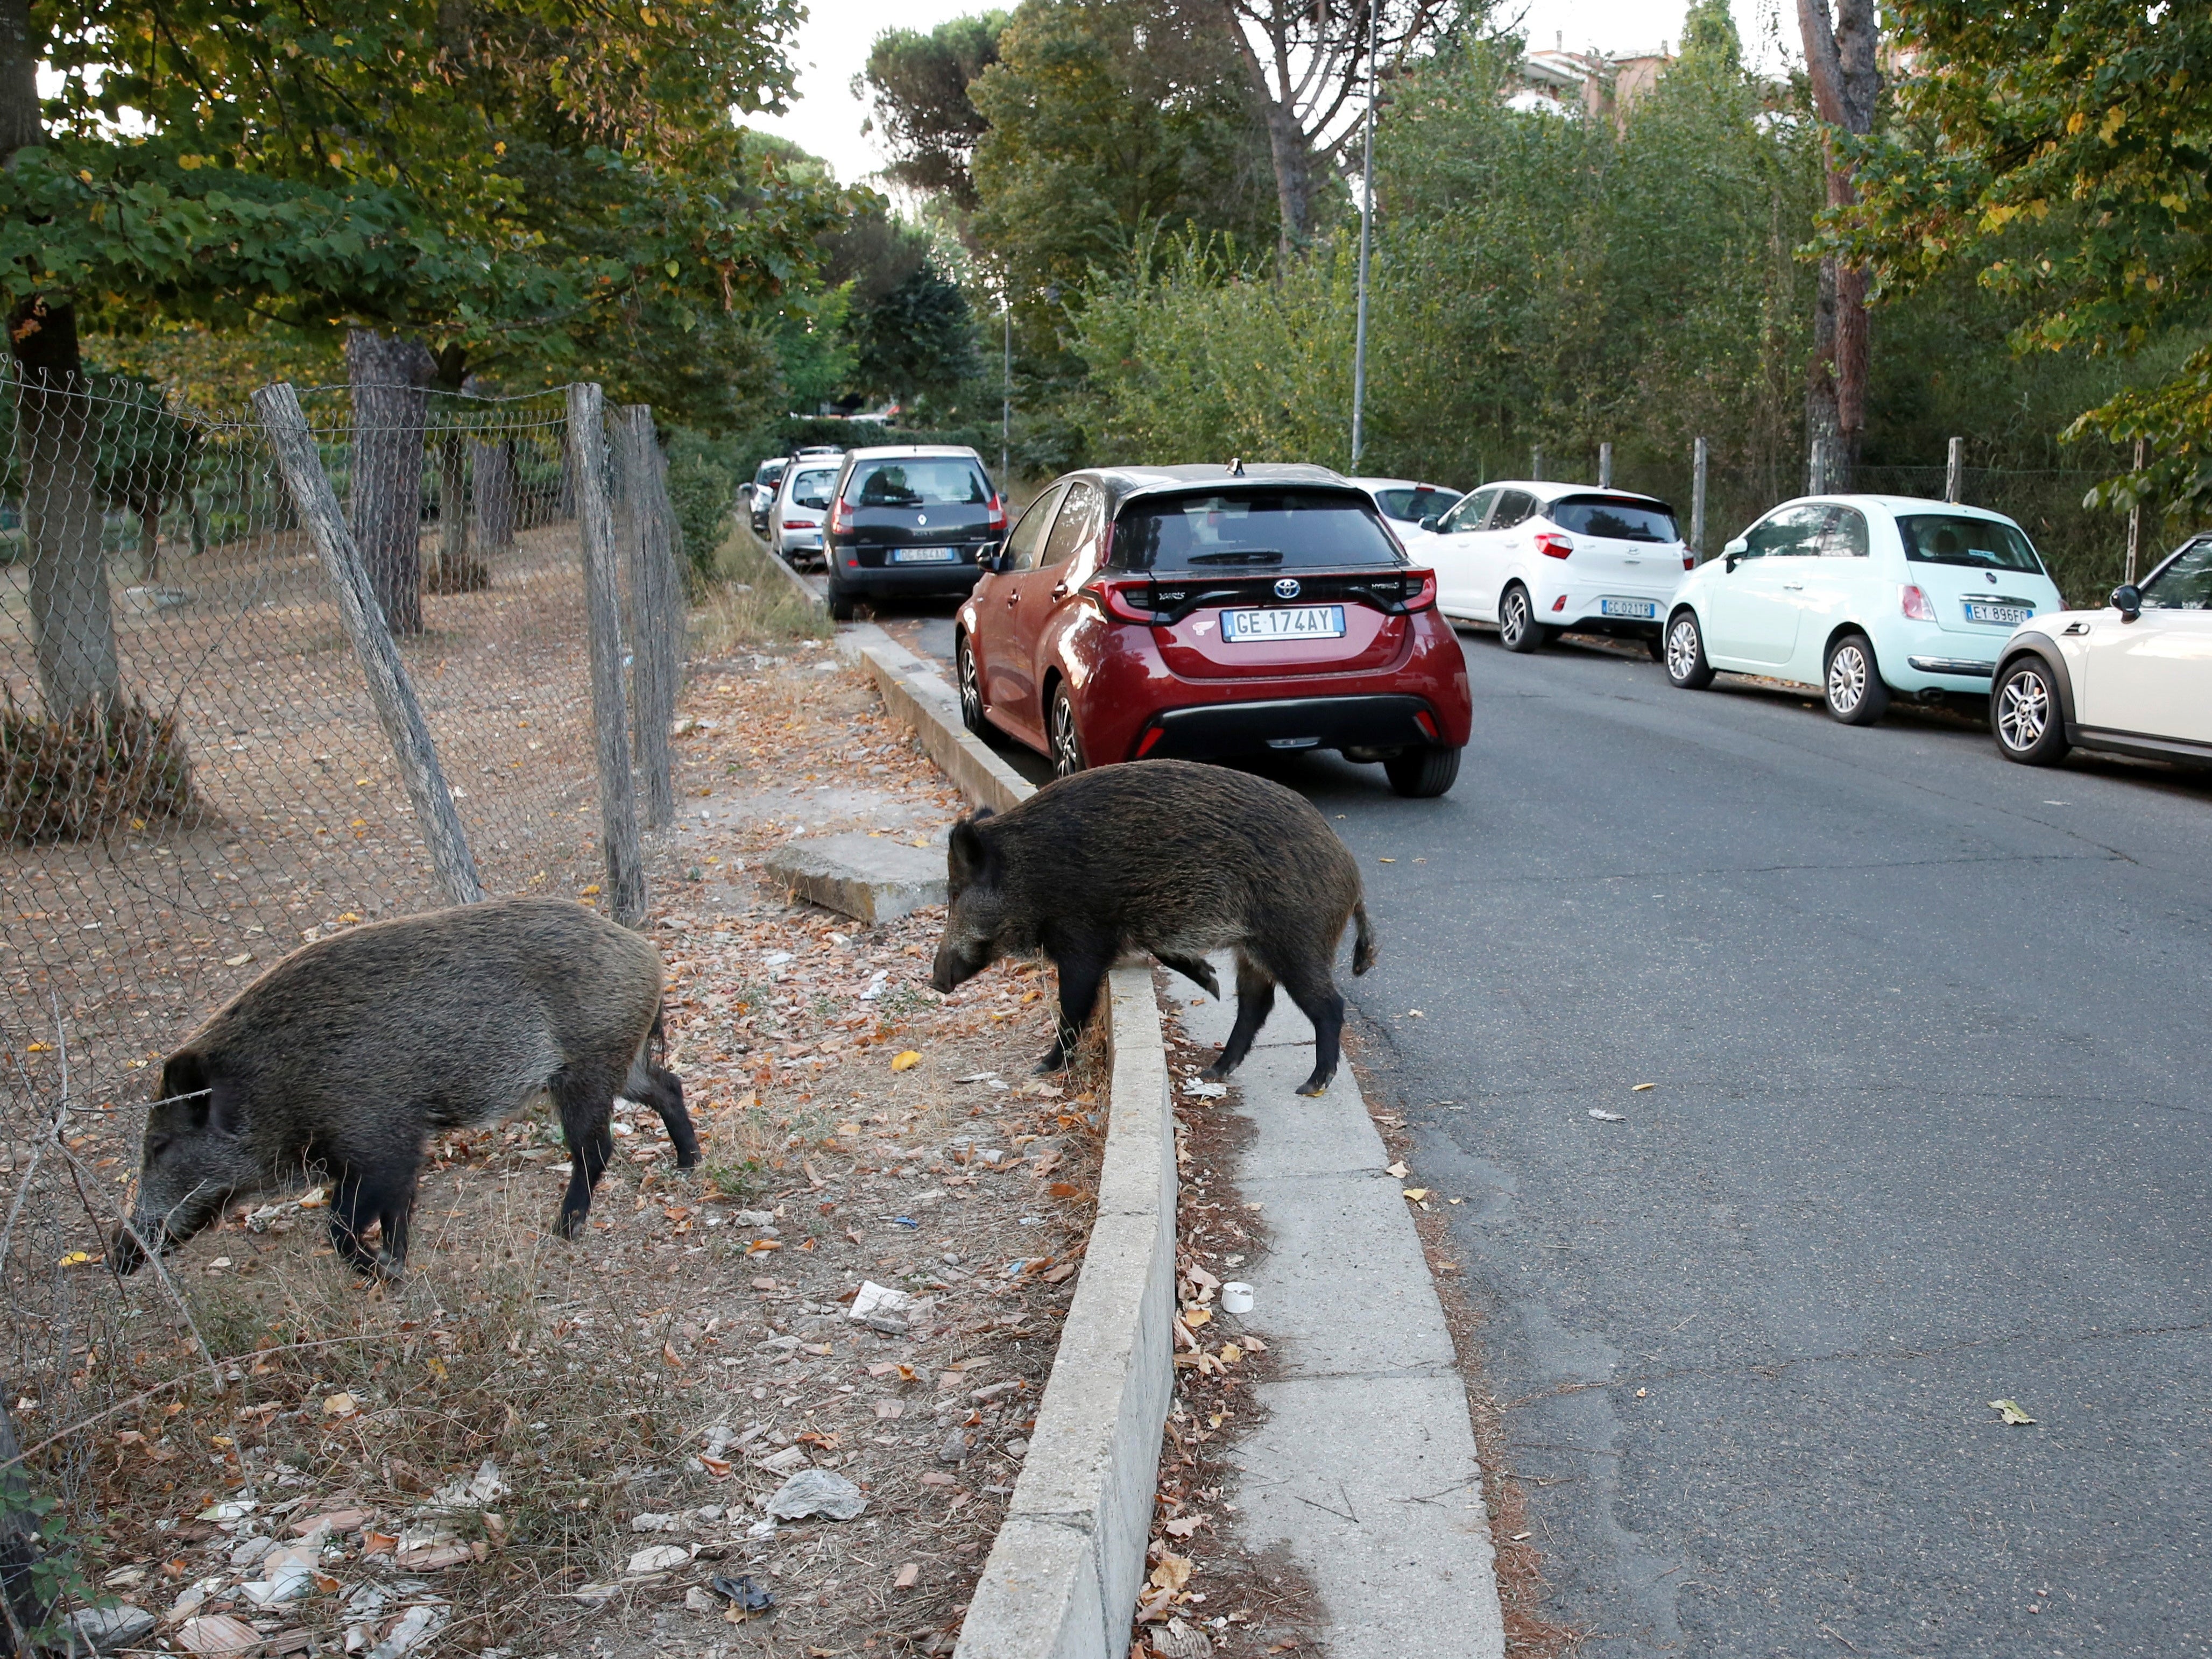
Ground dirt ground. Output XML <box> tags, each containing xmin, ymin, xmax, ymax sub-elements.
<box><xmin>29</xmin><ymin>646</ymin><xmax>1114</xmax><ymax>1659</ymax></box>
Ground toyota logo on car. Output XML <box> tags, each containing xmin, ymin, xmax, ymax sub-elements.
<box><xmin>1274</xmin><ymin>577</ymin><xmax>1302</xmax><ymax>599</ymax></box>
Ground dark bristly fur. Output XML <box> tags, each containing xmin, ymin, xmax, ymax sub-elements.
<box><xmin>929</xmin><ymin>761</ymin><xmax>1376</xmax><ymax>1096</ymax></box>
<box><xmin>113</xmin><ymin>896</ymin><xmax>695</xmax><ymax>1279</ymax></box>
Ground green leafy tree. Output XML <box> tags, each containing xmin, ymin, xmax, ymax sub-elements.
<box><xmin>1840</xmin><ymin>0</ymin><xmax>2212</xmax><ymax>508</ymax></box>
<box><xmin>851</xmin><ymin>263</ymin><xmax>980</xmax><ymax>410</ymax></box>
<box><xmin>970</xmin><ymin>0</ymin><xmax>1279</xmax><ymax>339</ymax></box>
<box><xmin>861</xmin><ymin>12</ymin><xmax>1009</xmax><ymax>211</ymax></box>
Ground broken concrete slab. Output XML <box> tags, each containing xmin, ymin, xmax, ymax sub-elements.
<box><xmin>766</xmin><ymin>831</ymin><xmax>946</xmax><ymax>924</ymax></box>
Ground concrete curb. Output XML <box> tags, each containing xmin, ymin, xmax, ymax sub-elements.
<box><xmin>834</xmin><ymin>620</ymin><xmax>1174</xmax><ymax>1659</ymax></box>
<box><xmin>838</xmin><ymin>623</ymin><xmax>1032</xmax><ymax>815</ymax></box>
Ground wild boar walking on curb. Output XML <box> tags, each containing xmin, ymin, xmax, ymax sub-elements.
<box><xmin>114</xmin><ymin>896</ymin><xmax>696</xmax><ymax>1279</ymax></box>
<box><xmin>930</xmin><ymin>760</ymin><xmax>1375</xmax><ymax>1096</ymax></box>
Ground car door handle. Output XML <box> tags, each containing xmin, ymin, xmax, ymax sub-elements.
<box><xmin>1006</xmin><ymin>591</ymin><xmax>1021</xmax><ymax>607</ymax></box>
<box><xmin>1781</xmin><ymin>583</ymin><xmax>1805</xmax><ymax>591</ymax></box>
<box><xmin>1050</xmin><ymin>581</ymin><xmax>1069</xmax><ymax>600</ymax></box>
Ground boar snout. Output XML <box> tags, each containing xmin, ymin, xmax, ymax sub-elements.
<box><xmin>931</xmin><ymin>935</ymin><xmax>993</xmax><ymax>993</ymax></box>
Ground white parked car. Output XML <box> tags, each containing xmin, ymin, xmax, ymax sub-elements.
<box><xmin>1424</xmin><ymin>479</ymin><xmax>1692</xmax><ymax>653</ymax></box>
<box><xmin>771</xmin><ymin>451</ymin><xmax>845</xmax><ymax>566</ymax></box>
<box><xmin>1348</xmin><ymin>476</ymin><xmax>1465</xmax><ymax>541</ymax></box>
<box><xmin>1990</xmin><ymin>533</ymin><xmax>2212</xmax><ymax>765</ymax></box>
<box><xmin>1663</xmin><ymin>496</ymin><xmax>2065</xmax><ymax>724</ymax></box>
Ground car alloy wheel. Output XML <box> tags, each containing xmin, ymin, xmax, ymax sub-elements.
<box><xmin>1822</xmin><ymin>633</ymin><xmax>1889</xmax><ymax>725</ymax></box>
<box><xmin>1992</xmin><ymin>658</ymin><xmax>2069</xmax><ymax>765</ymax></box>
<box><xmin>1499</xmin><ymin>585</ymin><xmax>1541</xmax><ymax>653</ymax></box>
<box><xmin>956</xmin><ymin>635</ymin><xmax>987</xmax><ymax>737</ymax></box>
<box><xmin>1049</xmin><ymin>684</ymin><xmax>1087</xmax><ymax>778</ymax></box>
<box><xmin>1664</xmin><ymin>610</ymin><xmax>1713</xmax><ymax>689</ymax></box>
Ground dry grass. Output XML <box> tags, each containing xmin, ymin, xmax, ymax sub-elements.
<box><xmin>693</xmin><ymin>528</ymin><xmax>831</xmax><ymax>658</ymax></box>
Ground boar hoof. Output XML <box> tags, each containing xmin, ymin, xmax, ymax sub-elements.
<box><xmin>1199</xmin><ymin>1058</ymin><xmax>1234</xmax><ymax>1082</ymax></box>
<box><xmin>1032</xmin><ymin>1048</ymin><xmax>1070</xmax><ymax>1075</ymax></box>
<box><xmin>1294</xmin><ymin>1076</ymin><xmax>1332</xmax><ymax>1098</ymax></box>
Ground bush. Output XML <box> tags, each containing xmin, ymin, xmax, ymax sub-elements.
<box><xmin>2</xmin><ymin>694</ymin><xmax>194</xmax><ymax>846</ymax></box>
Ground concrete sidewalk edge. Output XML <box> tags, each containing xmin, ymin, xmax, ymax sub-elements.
<box><xmin>836</xmin><ymin>619</ymin><xmax>1174</xmax><ymax>1659</ymax></box>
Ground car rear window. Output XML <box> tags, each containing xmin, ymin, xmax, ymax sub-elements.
<box><xmin>787</xmin><ymin>467</ymin><xmax>838</xmax><ymax>510</ymax></box>
<box><xmin>1897</xmin><ymin>513</ymin><xmax>2046</xmax><ymax>574</ymax></box>
<box><xmin>1547</xmin><ymin>494</ymin><xmax>1679</xmax><ymax>542</ymax></box>
<box><xmin>1374</xmin><ymin>486</ymin><xmax>1462</xmax><ymax>523</ymax></box>
<box><xmin>844</xmin><ymin>459</ymin><xmax>990</xmax><ymax>508</ymax></box>
<box><xmin>1113</xmin><ymin>490</ymin><xmax>1405</xmax><ymax>572</ymax></box>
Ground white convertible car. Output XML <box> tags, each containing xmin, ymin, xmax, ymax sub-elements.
<box><xmin>1990</xmin><ymin>534</ymin><xmax>2212</xmax><ymax>765</ymax></box>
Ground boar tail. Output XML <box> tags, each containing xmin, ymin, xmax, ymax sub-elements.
<box><xmin>1351</xmin><ymin>902</ymin><xmax>1377</xmax><ymax>976</ymax></box>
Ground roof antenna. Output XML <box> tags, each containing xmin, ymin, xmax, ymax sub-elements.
<box><xmin>1228</xmin><ymin>457</ymin><xmax>1245</xmax><ymax>476</ymax></box>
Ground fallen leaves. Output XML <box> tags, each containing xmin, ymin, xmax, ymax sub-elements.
<box><xmin>891</xmin><ymin>1050</ymin><xmax>922</xmax><ymax>1072</ymax></box>
<box><xmin>1990</xmin><ymin>1399</ymin><xmax>2036</xmax><ymax>1426</ymax></box>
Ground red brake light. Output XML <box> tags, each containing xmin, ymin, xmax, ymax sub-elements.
<box><xmin>1536</xmin><ymin>531</ymin><xmax>1574</xmax><ymax>559</ymax></box>
<box><xmin>987</xmin><ymin>493</ymin><xmax>1007</xmax><ymax>534</ymax></box>
<box><xmin>1683</xmin><ymin>552</ymin><xmax>1695</xmax><ymax>570</ymax></box>
<box><xmin>1085</xmin><ymin>576</ymin><xmax>1159</xmax><ymax>625</ymax></box>
<box><xmin>782</xmin><ymin>520</ymin><xmax>811</xmax><ymax>530</ymax></box>
<box><xmin>1900</xmin><ymin>584</ymin><xmax>1936</xmax><ymax>621</ymax></box>
<box><xmin>828</xmin><ymin>496</ymin><xmax>850</xmax><ymax>536</ymax></box>
<box><xmin>1401</xmin><ymin>570</ymin><xmax>1438</xmax><ymax>613</ymax></box>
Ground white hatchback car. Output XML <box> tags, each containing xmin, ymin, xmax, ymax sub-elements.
<box><xmin>1989</xmin><ymin>533</ymin><xmax>2212</xmax><ymax>765</ymax></box>
<box><xmin>771</xmin><ymin>451</ymin><xmax>845</xmax><ymax>566</ymax></box>
<box><xmin>1664</xmin><ymin>495</ymin><xmax>2065</xmax><ymax>723</ymax></box>
<box><xmin>1424</xmin><ymin>479</ymin><xmax>1692</xmax><ymax>653</ymax></box>
<box><xmin>1347</xmin><ymin>476</ymin><xmax>1465</xmax><ymax>542</ymax></box>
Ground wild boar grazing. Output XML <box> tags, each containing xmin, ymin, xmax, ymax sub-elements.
<box><xmin>115</xmin><ymin>896</ymin><xmax>695</xmax><ymax>1279</ymax></box>
<box><xmin>930</xmin><ymin>760</ymin><xmax>1374</xmax><ymax>1096</ymax></box>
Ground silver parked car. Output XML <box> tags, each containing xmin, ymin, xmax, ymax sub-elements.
<box><xmin>771</xmin><ymin>451</ymin><xmax>845</xmax><ymax>567</ymax></box>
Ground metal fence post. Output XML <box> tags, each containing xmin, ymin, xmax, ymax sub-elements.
<box><xmin>1692</xmin><ymin>437</ymin><xmax>1708</xmax><ymax>558</ymax></box>
<box><xmin>252</xmin><ymin>382</ymin><xmax>483</xmax><ymax>908</ymax></box>
<box><xmin>1945</xmin><ymin>436</ymin><xmax>1964</xmax><ymax>505</ymax></box>
<box><xmin>1598</xmin><ymin>442</ymin><xmax>1613</xmax><ymax>489</ymax></box>
<box><xmin>568</xmin><ymin>383</ymin><xmax>647</xmax><ymax>926</ymax></box>
<box><xmin>614</xmin><ymin>403</ymin><xmax>678</xmax><ymax>831</ymax></box>
<box><xmin>2125</xmin><ymin>436</ymin><xmax>2146</xmax><ymax>585</ymax></box>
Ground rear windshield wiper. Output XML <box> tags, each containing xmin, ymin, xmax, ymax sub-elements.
<box><xmin>1185</xmin><ymin>549</ymin><xmax>1284</xmax><ymax>566</ymax></box>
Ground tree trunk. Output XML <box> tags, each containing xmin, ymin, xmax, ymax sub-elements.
<box><xmin>5</xmin><ymin>0</ymin><xmax>124</xmax><ymax>722</ymax></box>
<box><xmin>429</xmin><ymin>430</ymin><xmax>487</xmax><ymax>591</ymax></box>
<box><xmin>344</xmin><ymin>328</ymin><xmax>436</xmax><ymax>635</ymax></box>
<box><xmin>1217</xmin><ymin>1</ymin><xmax>1315</xmax><ymax>257</ymax></box>
<box><xmin>474</xmin><ymin>437</ymin><xmax>517</xmax><ymax>549</ymax></box>
<box><xmin>1797</xmin><ymin>0</ymin><xmax>1880</xmax><ymax>485</ymax></box>
<box><xmin>1807</xmin><ymin>257</ymin><xmax>1841</xmax><ymax>488</ymax></box>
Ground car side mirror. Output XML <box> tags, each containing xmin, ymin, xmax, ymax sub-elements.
<box><xmin>2111</xmin><ymin>583</ymin><xmax>2142</xmax><ymax>621</ymax></box>
<box><xmin>1419</xmin><ymin>515</ymin><xmax>1441</xmax><ymax>532</ymax></box>
<box><xmin>983</xmin><ymin>541</ymin><xmax>1008</xmax><ymax>575</ymax></box>
<box><xmin>1723</xmin><ymin>538</ymin><xmax>1747</xmax><ymax>573</ymax></box>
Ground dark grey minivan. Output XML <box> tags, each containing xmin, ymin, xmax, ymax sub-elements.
<box><xmin>823</xmin><ymin>445</ymin><xmax>1005</xmax><ymax>620</ymax></box>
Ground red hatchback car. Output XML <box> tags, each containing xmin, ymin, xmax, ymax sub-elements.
<box><xmin>953</xmin><ymin>464</ymin><xmax>1473</xmax><ymax>797</ymax></box>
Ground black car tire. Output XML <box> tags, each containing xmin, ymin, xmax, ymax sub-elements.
<box><xmin>1499</xmin><ymin>584</ymin><xmax>1543</xmax><ymax>653</ymax></box>
<box><xmin>1664</xmin><ymin>608</ymin><xmax>1715</xmax><ymax>689</ymax></box>
<box><xmin>956</xmin><ymin>633</ymin><xmax>989</xmax><ymax>738</ymax></box>
<box><xmin>1049</xmin><ymin>683</ymin><xmax>1087</xmax><ymax>778</ymax></box>
<box><xmin>1992</xmin><ymin>656</ymin><xmax>2070</xmax><ymax>765</ymax></box>
<box><xmin>1385</xmin><ymin>744</ymin><xmax>1461</xmax><ymax>798</ymax></box>
<box><xmin>1823</xmin><ymin>632</ymin><xmax>1889</xmax><ymax>725</ymax></box>
<box><xmin>826</xmin><ymin>581</ymin><xmax>857</xmax><ymax>622</ymax></box>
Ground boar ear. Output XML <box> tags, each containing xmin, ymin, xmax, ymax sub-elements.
<box><xmin>948</xmin><ymin>815</ymin><xmax>999</xmax><ymax>888</ymax></box>
<box><xmin>158</xmin><ymin>1052</ymin><xmax>211</xmax><ymax>1125</ymax></box>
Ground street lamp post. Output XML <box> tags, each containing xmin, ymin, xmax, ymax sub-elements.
<box><xmin>1349</xmin><ymin>1</ymin><xmax>1380</xmax><ymax>469</ymax></box>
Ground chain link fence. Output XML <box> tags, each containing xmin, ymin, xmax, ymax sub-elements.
<box><xmin>0</xmin><ymin>366</ymin><xmax>692</xmax><ymax>1645</ymax></box>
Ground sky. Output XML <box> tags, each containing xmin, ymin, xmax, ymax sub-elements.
<box><xmin>745</xmin><ymin>0</ymin><xmax>1803</xmax><ymax>190</ymax></box>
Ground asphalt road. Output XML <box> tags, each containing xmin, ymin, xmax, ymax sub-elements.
<box><xmin>1262</xmin><ymin>630</ymin><xmax>2212</xmax><ymax>1658</ymax></box>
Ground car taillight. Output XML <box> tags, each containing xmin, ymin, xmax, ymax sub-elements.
<box><xmin>987</xmin><ymin>493</ymin><xmax>1007</xmax><ymax>534</ymax></box>
<box><xmin>1900</xmin><ymin>584</ymin><xmax>1936</xmax><ymax>621</ymax></box>
<box><xmin>829</xmin><ymin>497</ymin><xmax>851</xmax><ymax>536</ymax></box>
<box><xmin>1401</xmin><ymin>570</ymin><xmax>1438</xmax><ymax>613</ymax></box>
<box><xmin>782</xmin><ymin>520</ymin><xmax>811</xmax><ymax>530</ymax></box>
<box><xmin>1135</xmin><ymin>726</ymin><xmax>1167</xmax><ymax>758</ymax></box>
<box><xmin>1084</xmin><ymin>576</ymin><xmax>1159</xmax><ymax>624</ymax></box>
<box><xmin>1414</xmin><ymin>710</ymin><xmax>1439</xmax><ymax>739</ymax></box>
<box><xmin>1536</xmin><ymin>531</ymin><xmax>1573</xmax><ymax>559</ymax></box>
<box><xmin>1683</xmin><ymin>552</ymin><xmax>1695</xmax><ymax>570</ymax></box>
